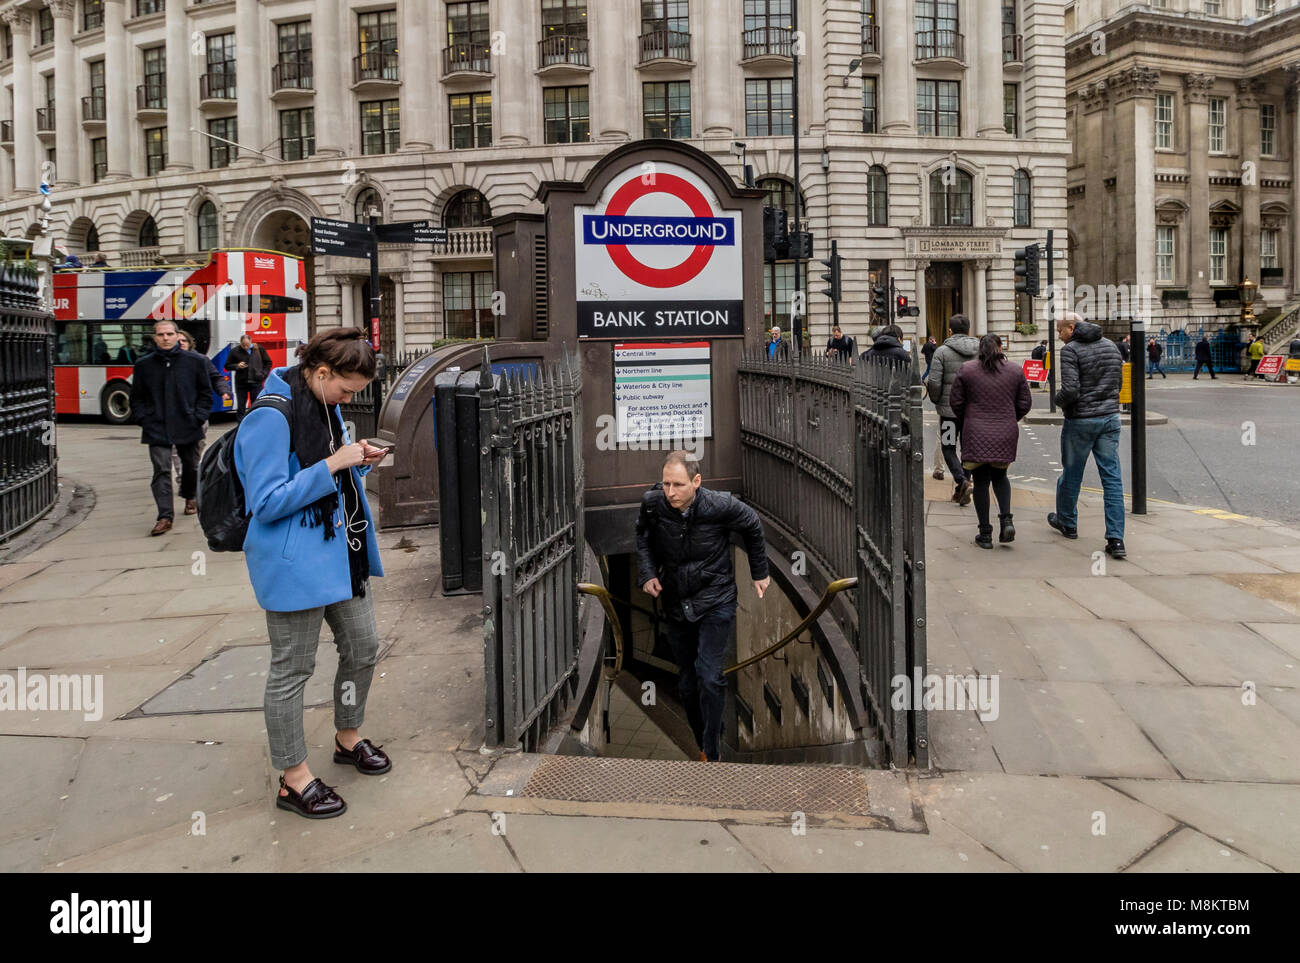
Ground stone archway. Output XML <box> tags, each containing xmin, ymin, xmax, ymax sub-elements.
<box><xmin>250</xmin><ymin>208</ymin><xmax>317</xmax><ymax>327</ymax></box>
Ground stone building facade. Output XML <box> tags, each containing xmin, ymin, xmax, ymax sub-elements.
<box><xmin>0</xmin><ymin>0</ymin><xmax>1069</xmax><ymax>354</ymax></box>
<box><xmin>1066</xmin><ymin>0</ymin><xmax>1300</xmax><ymax>332</ymax></box>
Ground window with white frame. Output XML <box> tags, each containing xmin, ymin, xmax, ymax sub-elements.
<box><xmin>1209</xmin><ymin>228</ymin><xmax>1227</xmax><ymax>284</ymax></box>
<box><xmin>1260</xmin><ymin>104</ymin><xmax>1276</xmax><ymax>156</ymax></box>
<box><xmin>1257</xmin><ymin>0</ymin><xmax>1275</xmax><ymax>14</ymax></box>
<box><xmin>1208</xmin><ymin>97</ymin><xmax>1225</xmax><ymax>152</ymax></box>
<box><xmin>1156</xmin><ymin>226</ymin><xmax>1175</xmax><ymax>283</ymax></box>
<box><xmin>1155</xmin><ymin>93</ymin><xmax>1173</xmax><ymax>149</ymax></box>
<box><xmin>1203</xmin><ymin>1</ymin><xmax>1220</xmax><ymax>15</ymax></box>
<box><xmin>1261</xmin><ymin>229</ymin><xmax>1278</xmax><ymax>270</ymax></box>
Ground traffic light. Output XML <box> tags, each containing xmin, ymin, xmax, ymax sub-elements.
<box><xmin>788</xmin><ymin>231</ymin><xmax>814</xmax><ymax>260</ymax></box>
<box><xmin>1015</xmin><ymin>243</ymin><xmax>1040</xmax><ymax>297</ymax></box>
<box><xmin>762</xmin><ymin>207</ymin><xmax>788</xmax><ymax>262</ymax></box>
<box><xmin>871</xmin><ymin>284</ymin><xmax>889</xmax><ymax>320</ymax></box>
<box><xmin>819</xmin><ymin>245</ymin><xmax>842</xmax><ymax>303</ymax></box>
<box><xmin>897</xmin><ymin>295</ymin><xmax>909</xmax><ymax>316</ymax></box>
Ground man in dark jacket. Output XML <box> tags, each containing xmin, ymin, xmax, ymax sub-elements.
<box><xmin>825</xmin><ymin>324</ymin><xmax>855</xmax><ymax>362</ymax></box>
<box><xmin>861</xmin><ymin>324</ymin><xmax>913</xmax><ymax>368</ymax></box>
<box><xmin>921</xmin><ymin>336</ymin><xmax>938</xmax><ymax>378</ymax></box>
<box><xmin>1192</xmin><ymin>334</ymin><xmax>1217</xmax><ymax>380</ymax></box>
<box><xmin>130</xmin><ymin>320</ymin><xmax>213</xmax><ymax>535</ymax></box>
<box><xmin>766</xmin><ymin>326</ymin><xmax>791</xmax><ymax>361</ymax></box>
<box><xmin>1146</xmin><ymin>337</ymin><xmax>1166</xmax><ymax>379</ymax></box>
<box><xmin>1049</xmin><ymin>313</ymin><xmax>1126</xmax><ymax>558</ymax></box>
<box><xmin>225</xmin><ymin>334</ymin><xmax>273</xmax><ymax>418</ymax></box>
<box><xmin>1118</xmin><ymin>334</ymin><xmax>1131</xmax><ymax>362</ymax></box>
<box><xmin>925</xmin><ymin>314</ymin><xmax>979</xmax><ymax>505</ymax></box>
<box><xmin>636</xmin><ymin>451</ymin><xmax>770</xmax><ymax>762</ymax></box>
<box><xmin>1031</xmin><ymin>340</ymin><xmax>1047</xmax><ymax>361</ymax></box>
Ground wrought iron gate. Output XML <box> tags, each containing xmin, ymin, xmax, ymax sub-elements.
<box><xmin>479</xmin><ymin>347</ymin><xmax>584</xmax><ymax>750</ymax></box>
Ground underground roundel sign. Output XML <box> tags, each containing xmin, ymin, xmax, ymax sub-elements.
<box><xmin>575</xmin><ymin>162</ymin><xmax>743</xmax><ymax>340</ymax></box>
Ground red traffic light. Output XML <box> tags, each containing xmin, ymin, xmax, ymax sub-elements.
<box><xmin>897</xmin><ymin>295</ymin><xmax>909</xmax><ymax>309</ymax></box>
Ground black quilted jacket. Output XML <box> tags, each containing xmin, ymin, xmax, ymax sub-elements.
<box><xmin>1056</xmin><ymin>321</ymin><xmax>1122</xmax><ymax>419</ymax></box>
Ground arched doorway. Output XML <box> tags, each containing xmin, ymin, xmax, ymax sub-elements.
<box><xmin>251</xmin><ymin>209</ymin><xmax>316</xmax><ymax>327</ymax></box>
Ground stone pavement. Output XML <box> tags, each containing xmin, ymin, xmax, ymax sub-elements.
<box><xmin>1</xmin><ymin>423</ymin><xmax>1298</xmax><ymax>872</ymax></box>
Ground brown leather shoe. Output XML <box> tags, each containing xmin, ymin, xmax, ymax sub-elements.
<box><xmin>334</xmin><ymin>737</ymin><xmax>392</xmax><ymax>775</ymax></box>
<box><xmin>183</xmin><ymin>498</ymin><xmax>197</xmax><ymax>515</ymax></box>
<box><xmin>150</xmin><ymin>518</ymin><xmax>173</xmax><ymax>536</ymax></box>
<box><xmin>698</xmin><ymin>751</ymin><xmax>708</xmax><ymax>762</ymax></box>
<box><xmin>276</xmin><ymin>775</ymin><xmax>347</xmax><ymax>819</ymax></box>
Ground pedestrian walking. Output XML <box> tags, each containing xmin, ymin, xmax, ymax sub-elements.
<box><xmin>172</xmin><ymin>329</ymin><xmax>232</xmax><ymax>488</ymax></box>
<box><xmin>861</xmin><ymin>323</ymin><xmax>912</xmax><ymax>368</ymax></box>
<box><xmin>766</xmin><ymin>326</ymin><xmax>791</xmax><ymax>360</ymax></box>
<box><xmin>129</xmin><ymin>319</ymin><xmax>213</xmax><ymax>535</ymax></box>
<box><xmin>1048</xmin><ymin>312</ymin><xmax>1126</xmax><ymax>559</ymax></box>
<box><xmin>1192</xmin><ymin>334</ymin><xmax>1217</xmax><ymax>380</ymax></box>
<box><xmin>1146</xmin><ymin>337</ymin><xmax>1166</xmax><ymax>379</ymax></box>
<box><xmin>925</xmin><ymin>314</ymin><xmax>978</xmax><ymax>506</ymax></box>
<box><xmin>636</xmin><ymin>451</ymin><xmax>769</xmax><ymax>763</ymax></box>
<box><xmin>226</xmin><ymin>334</ymin><xmax>273</xmax><ymax>418</ymax></box>
<box><xmin>1248</xmin><ymin>335</ymin><xmax>1265</xmax><ymax>377</ymax></box>
<box><xmin>1117</xmin><ymin>334</ymin><xmax>1132</xmax><ymax>362</ymax></box>
<box><xmin>234</xmin><ymin>326</ymin><xmax>390</xmax><ymax>819</ymax></box>
<box><xmin>949</xmin><ymin>334</ymin><xmax>1032</xmax><ymax>549</ymax></box>
<box><xmin>825</xmin><ymin>324</ymin><xmax>855</xmax><ymax>362</ymax></box>
<box><xmin>921</xmin><ymin>336</ymin><xmax>938</xmax><ymax>380</ymax></box>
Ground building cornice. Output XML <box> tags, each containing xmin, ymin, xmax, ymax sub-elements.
<box><xmin>1109</xmin><ymin>64</ymin><xmax>1160</xmax><ymax>103</ymax></box>
<box><xmin>1182</xmin><ymin>73</ymin><xmax>1216</xmax><ymax>105</ymax></box>
<box><xmin>1067</xmin><ymin>6</ymin><xmax>1300</xmax><ymax>70</ymax></box>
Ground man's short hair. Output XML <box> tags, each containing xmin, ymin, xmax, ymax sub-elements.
<box><xmin>771</xmin><ymin>326</ymin><xmax>781</xmax><ymax>335</ymax></box>
<box><xmin>153</xmin><ymin>320</ymin><xmax>177</xmax><ymax>334</ymax></box>
<box><xmin>948</xmin><ymin>314</ymin><xmax>970</xmax><ymax>334</ymax></box>
<box><xmin>663</xmin><ymin>450</ymin><xmax>702</xmax><ymax>480</ymax></box>
<box><xmin>879</xmin><ymin>324</ymin><xmax>905</xmax><ymax>340</ymax></box>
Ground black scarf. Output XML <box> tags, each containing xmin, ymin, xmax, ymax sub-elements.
<box><xmin>286</xmin><ymin>366</ymin><xmax>369</xmax><ymax>599</ymax></box>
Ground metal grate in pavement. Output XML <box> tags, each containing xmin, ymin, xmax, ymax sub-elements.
<box><xmin>522</xmin><ymin>755</ymin><xmax>871</xmax><ymax>815</ymax></box>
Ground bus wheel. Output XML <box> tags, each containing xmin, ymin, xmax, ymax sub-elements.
<box><xmin>101</xmin><ymin>381</ymin><xmax>133</xmax><ymax>425</ymax></box>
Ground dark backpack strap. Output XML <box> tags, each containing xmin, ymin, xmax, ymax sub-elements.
<box><xmin>248</xmin><ymin>394</ymin><xmax>294</xmax><ymax>453</ymax></box>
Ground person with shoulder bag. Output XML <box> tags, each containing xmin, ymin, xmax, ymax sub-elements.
<box><xmin>234</xmin><ymin>327</ymin><xmax>390</xmax><ymax>819</ymax></box>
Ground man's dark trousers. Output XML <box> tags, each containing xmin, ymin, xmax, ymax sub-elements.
<box><xmin>1193</xmin><ymin>360</ymin><xmax>1217</xmax><ymax>379</ymax></box>
<box><xmin>665</xmin><ymin>604</ymin><xmax>735</xmax><ymax>761</ymax></box>
<box><xmin>938</xmin><ymin>416</ymin><xmax>966</xmax><ymax>486</ymax></box>
<box><xmin>150</xmin><ymin>442</ymin><xmax>199</xmax><ymax>520</ymax></box>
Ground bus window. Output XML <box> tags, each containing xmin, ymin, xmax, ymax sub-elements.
<box><xmin>96</xmin><ymin>323</ymin><xmax>158</xmax><ymax>364</ymax></box>
<box><xmin>225</xmin><ymin>294</ymin><xmax>304</xmax><ymax>314</ymax></box>
<box><xmin>55</xmin><ymin>322</ymin><xmax>89</xmax><ymax>364</ymax></box>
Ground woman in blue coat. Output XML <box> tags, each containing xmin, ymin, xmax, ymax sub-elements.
<box><xmin>234</xmin><ymin>327</ymin><xmax>389</xmax><ymax>819</ymax></box>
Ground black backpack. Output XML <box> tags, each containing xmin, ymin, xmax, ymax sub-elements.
<box><xmin>197</xmin><ymin>395</ymin><xmax>294</xmax><ymax>552</ymax></box>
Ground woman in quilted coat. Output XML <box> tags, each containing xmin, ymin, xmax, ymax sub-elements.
<box><xmin>949</xmin><ymin>335</ymin><xmax>1033</xmax><ymax>549</ymax></box>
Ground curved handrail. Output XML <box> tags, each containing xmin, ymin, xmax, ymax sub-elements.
<box><xmin>577</xmin><ymin>583</ymin><xmax>624</xmax><ymax>680</ymax></box>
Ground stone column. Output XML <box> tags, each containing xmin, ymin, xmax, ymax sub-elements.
<box><xmin>1080</xmin><ymin>81</ymin><xmax>1110</xmax><ymax>285</ymax></box>
<box><xmin>881</xmin><ymin>0</ymin><xmax>911</xmax><ymax>133</ymax></box>
<box><xmin>698</xmin><ymin>0</ymin><xmax>732</xmax><ymax>135</ymax></box>
<box><xmin>235</xmin><ymin>0</ymin><xmax>265</xmax><ymax>164</ymax></box>
<box><xmin>496</xmin><ymin>0</ymin><xmax>530</xmax><ymax>145</ymax></box>
<box><xmin>913</xmin><ymin>259</ymin><xmax>929</xmax><ymax>341</ymax></box>
<box><xmin>104</xmin><ymin>0</ymin><xmax>131</xmax><ymax>179</ymax></box>
<box><xmin>164</xmin><ymin>0</ymin><xmax>193</xmax><ymax>170</ymax></box>
<box><xmin>393</xmin><ymin>277</ymin><xmax>406</xmax><ymax>352</ymax></box>
<box><xmin>312</xmin><ymin>0</ymin><xmax>345</xmax><ymax>156</ymax></box>
<box><xmin>340</xmin><ymin>278</ymin><xmax>354</xmax><ymax>327</ymax></box>
<box><xmin>594</xmin><ymin>0</ymin><xmax>629</xmax><ymax>141</ymax></box>
<box><xmin>400</xmin><ymin>0</ymin><xmax>434</xmax><ymax>148</ymax></box>
<box><xmin>1237</xmin><ymin>79</ymin><xmax>1263</xmax><ymax>286</ymax></box>
<box><xmin>1289</xmin><ymin>67</ymin><xmax>1300</xmax><ymax>299</ymax></box>
<box><xmin>1111</xmin><ymin>66</ymin><xmax>1159</xmax><ymax>293</ymax></box>
<box><xmin>47</xmin><ymin>0</ymin><xmax>79</xmax><ymax>187</ymax></box>
<box><xmin>3</xmin><ymin>9</ymin><xmax>35</xmax><ymax>194</ymax></box>
<box><xmin>975</xmin><ymin>2</ymin><xmax>1006</xmax><ymax>138</ymax></box>
<box><xmin>1184</xmin><ymin>73</ymin><xmax>1215</xmax><ymax>299</ymax></box>
<box><xmin>973</xmin><ymin>259</ymin><xmax>989</xmax><ymax>335</ymax></box>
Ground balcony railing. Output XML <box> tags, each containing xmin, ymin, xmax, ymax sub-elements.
<box><xmin>443</xmin><ymin>42</ymin><xmax>491</xmax><ymax>74</ymax></box>
<box><xmin>915</xmin><ymin>29</ymin><xmax>964</xmax><ymax>61</ymax></box>
<box><xmin>862</xmin><ymin>22</ymin><xmax>880</xmax><ymax>55</ymax></box>
<box><xmin>538</xmin><ymin>34</ymin><xmax>589</xmax><ymax>67</ymax></box>
<box><xmin>1003</xmin><ymin>32</ymin><xmax>1023</xmax><ymax>63</ymax></box>
<box><xmin>432</xmin><ymin>226</ymin><xmax>493</xmax><ymax>257</ymax></box>
<box><xmin>742</xmin><ymin>25</ymin><xmax>792</xmax><ymax>59</ymax></box>
<box><xmin>35</xmin><ymin>107</ymin><xmax>55</xmax><ymax>132</ymax></box>
<box><xmin>81</xmin><ymin>95</ymin><xmax>106</xmax><ymax>122</ymax></box>
<box><xmin>353</xmin><ymin>49</ymin><xmax>400</xmax><ymax>84</ymax></box>
<box><xmin>199</xmin><ymin>69</ymin><xmax>237</xmax><ymax>101</ymax></box>
<box><xmin>120</xmin><ymin>246</ymin><xmax>162</xmax><ymax>267</ymax></box>
<box><xmin>0</xmin><ymin>121</ymin><xmax>12</xmax><ymax>143</ymax></box>
<box><xmin>272</xmin><ymin>57</ymin><xmax>313</xmax><ymax>91</ymax></box>
<box><xmin>137</xmin><ymin>83</ymin><xmax>167</xmax><ymax>110</ymax></box>
<box><xmin>638</xmin><ymin>28</ymin><xmax>691</xmax><ymax>62</ymax></box>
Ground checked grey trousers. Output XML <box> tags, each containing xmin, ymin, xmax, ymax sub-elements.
<box><xmin>264</xmin><ymin>592</ymin><xmax>379</xmax><ymax>771</ymax></box>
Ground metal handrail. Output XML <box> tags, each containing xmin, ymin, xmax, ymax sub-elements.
<box><xmin>577</xmin><ymin>583</ymin><xmax>624</xmax><ymax>680</ymax></box>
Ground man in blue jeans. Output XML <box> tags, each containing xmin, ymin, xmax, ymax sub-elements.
<box><xmin>636</xmin><ymin>451</ymin><xmax>770</xmax><ymax>761</ymax></box>
<box><xmin>1049</xmin><ymin>312</ymin><xmax>1127</xmax><ymax>559</ymax></box>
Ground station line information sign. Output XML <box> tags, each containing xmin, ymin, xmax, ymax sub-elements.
<box><xmin>576</xmin><ymin>163</ymin><xmax>743</xmax><ymax>340</ymax></box>
<box><xmin>613</xmin><ymin>342</ymin><xmax>713</xmax><ymax>443</ymax></box>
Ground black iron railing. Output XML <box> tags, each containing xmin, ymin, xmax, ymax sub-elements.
<box><xmin>862</xmin><ymin>22</ymin><xmax>880</xmax><ymax>55</ymax></box>
<box><xmin>353</xmin><ymin>49</ymin><xmax>400</xmax><ymax>84</ymax></box>
<box><xmin>35</xmin><ymin>107</ymin><xmax>55</xmax><ymax>132</ymax></box>
<box><xmin>742</xmin><ymin>25</ymin><xmax>793</xmax><ymax>58</ymax></box>
<box><xmin>915</xmin><ymin>29</ymin><xmax>964</xmax><ymax>60</ymax></box>
<box><xmin>272</xmin><ymin>57</ymin><xmax>313</xmax><ymax>91</ymax></box>
<box><xmin>81</xmin><ymin>95</ymin><xmax>106</xmax><ymax>122</ymax></box>
<box><xmin>538</xmin><ymin>34</ymin><xmax>589</xmax><ymax>67</ymax></box>
<box><xmin>199</xmin><ymin>69</ymin><xmax>237</xmax><ymax>101</ymax></box>
<box><xmin>1003</xmin><ymin>32</ymin><xmax>1023</xmax><ymax>63</ymax></box>
<box><xmin>136</xmin><ymin>83</ymin><xmax>167</xmax><ymax>110</ymax></box>
<box><xmin>638</xmin><ymin>28</ymin><xmax>691</xmax><ymax>62</ymax></box>
<box><xmin>443</xmin><ymin>42</ymin><xmax>491</xmax><ymax>74</ymax></box>
<box><xmin>0</xmin><ymin>121</ymin><xmax>11</xmax><ymax>143</ymax></box>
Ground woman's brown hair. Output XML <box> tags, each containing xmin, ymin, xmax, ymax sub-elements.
<box><xmin>299</xmin><ymin>326</ymin><xmax>376</xmax><ymax>379</ymax></box>
<box><xmin>978</xmin><ymin>333</ymin><xmax>1006</xmax><ymax>373</ymax></box>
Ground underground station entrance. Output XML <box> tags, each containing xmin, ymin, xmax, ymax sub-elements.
<box><xmin>370</xmin><ymin>141</ymin><xmax>928</xmax><ymax>818</ymax></box>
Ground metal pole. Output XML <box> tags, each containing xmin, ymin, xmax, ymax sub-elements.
<box><xmin>830</xmin><ymin>238</ymin><xmax>840</xmax><ymax>331</ymax></box>
<box><xmin>889</xmin><ymin>275</ymin><xmax>896</xmax><ymax>326</ymax></box>
<box><xmin>368</xmin><ymin>212</ymin><xmax>381</xmax><ymax>352</ymax></box>
<box><xmin>1046</xmin><ymin>230</ymin><xmax>1056</xmax><ymax>413</ymax></box>
<box><xmin>1130</xmin><ymin>315</ymin><xmax>1147</xmax><ymax>515</ymax></box>
<box><xmin>790</xmin><ymin>0</ymin><xmax>803</xmax><ymax>354</ymax></box>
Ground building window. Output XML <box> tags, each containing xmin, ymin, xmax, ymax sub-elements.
<box><xmin>85</xmin><ymin>224</ymin><xmax>99</xmax><ymax>252</ymax></box>
<box><xmin>91</xmin><ymin>137</ymin><xmax>107</xmax><ymax>182</ymax></box>
<box><xmin>929</xmin><ymin>168</ymin><xmax>973</xmax><ymax>226</ymax></box>
<box><xmin>1013</xmin><ymin>168</ymin><xmax>1031</xmax><ymax>227</ymax></box>
<box><xmin>1156</xmin><ymin>226</ymin><xmax>1175</xmax><ymax>282</ymax></box>
<box><xmin>1261</xmin><ymin>229</ymin><xmax>1278</xmax><ymax>271</ymax></box>
<box><xmin>138</xmin><ymin>214</ymin><xmax>159</xmax><ymax>249</ymax></box>
<box><xmin>276</xmin><ymin>21</ymin><xmax>313</xmax><ymax>89</ymax></box>
<box><xmin>3</xmin><ymin>24</ymin><xmax>11</xmax><ymax>60</ymax></box>
<box><xmin>88</xmin><ymin>59</ymin><xmax>105</xmax><ymax>118</ymax></box>
<box><xmin>197</xmin><ymin>200</ymin><xmax>218</xmax><ymax>251</ymax></box>
<box><xmin>206</xmin><ymin>32</ymin><xmax>237</xmax><ymax>98</ymax></box>
<box><xmin>83</xmin><ymin>0</ymin><xmax>104</xmax><ymax>31</ymax></box>
<box><xmin>44</xmin><ymin>74</ymin><xmax>55</xmax><ymax>110</ymax></box>
<box><xmin>543</xmin><ymin>86</ymin><xmax>590</xmax><ymax>144</ymax></box>
<box><xmin>357</xmin><ymin>10</ymin><xmax>399</xmax><ymax>79</ymax></box>
<box><xmin>38</xmin><ymin>8</ymin><xmax>54</xmax><ymax>46</ymax></box>
<box><xmin>1004</xmin><ymin>83</ymin><xmax>1019</xmax><ymax>136</ymax></box>
<box><xmin>1260</xmin><ymin>104</ymin><xmax>1276</xmax><ymax>156</ymax></box>
<box><xmin>643</xmin><ymin>0</ymin><xmax>690</xmax><ymax>48</ymax></box>
<box><xmin>447</xmin><ymin>1</ymin><xmax>491</xmax><ymax>70</ymax></box>
<box><xmin>915</xmin><ymin>0</ymin><xmax>959</xmax><ymax>58</ymax></box>
<box><xmin>443</xmin><ymin>270</ymin><xmax>495</xmax><ymax>339</ymax></box>
<box><xmin>1257</xmin><ymin>0</ymin><xmax>1275</xmax><ymax>14</ymax></box>
<box><xmin>145</xmin><ymin>126</ymin><xmax>167</xmax><ymax>174</ymax></box>
<box><xmin>449</xmin><ymin>92</ymin><xmax>493</xmax><ymax>148</ymax></box>
<box><xmin>1155</xmin><ymin>93</ymin><xmax>1173</xmax><ymax>149</ymax></box>
<box><xmin>1209</xmin><ymin>227</ymin><xmax>1227</xmax><ymax>284</ymax></box>
<box><xmin>917</xmin><ymin>79</ymin><xmax>959</xmax><ymax>137</ymax></box>
<box><xmin>542</xmin><ymin>0</ymin><xmax>589</xmax><ymax>38</ymax></box>
<box><xmin>743</xmin><ymin>0</ymin><xmax>793</xmax><ymax>56</ymax></box>
<box><xmin>360</xmin><ymin>99</ymin><xmax>401</xmax><ymax>155</ymax></box>
<box><xmin>136</xmin><ymin>0</ymin><xmax>164</xmax><ymax>15</ymax></box>
<box><xmin>279</xmin><ymin>108</ymin><xmax>314</xmax><ymax>161</ymax></box>
<box><xmin>1208</xmin><ymin>97</ymin><xmax>1225</xmax><ymax>152</ymax></box>
<box><xmin>762</xmin><ymin>261</ymin><xmax>806</xmax><ymax>329</ymax></box>
<box><xmin>867</xmin><ymin>165</ymin><xmax>888</xmax><ymax>227</ymax></box>
<box><xmin>745</xmin><ymin>78</ymin><xmax>793</xmax><ymax>136</ymax></box>
<box><xmin>862</xmin><ymin>0</ymin><xmax>878</xmax><ymax>53</ymax></box>
<box><xmin>643</xmin><ymin>81</ymin><xmax>691</xmax><ymax>139</ymax></box>
<box><xmin>207</xmin><ymin>116</ymin><xmax>237</xmax><ymax>168</ymax></box>
<box><xmin>759</xmin><ymin>177</ymin><xmax>798</xmax><ymax>222</ymax></box>
<box><xmin>1203</xmin><ymin>0</ymin><xmax>1220</xmax><ymax>14</ymax></box>
<box><xmin>355</xmin><ymin>187</ymin><xmax>382</xmax><ymax>223</ymax></box>
<box><xmin>142</xmin><ymin>46</ymin><xmax>166</xmax><ymax>108</ymax></box>
<box><xmin>444</xmin><ymin>189</ymin><xmax>491</xmax><ymax>228</ymax></box>
<box><xmin>862</xmin><ymin>76</ymin><xmax>878</xmax><ymax>133</ymax></box>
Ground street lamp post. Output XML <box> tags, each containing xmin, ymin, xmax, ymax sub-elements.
<box><xmin>1239</xmin><ymin>276</ymin><xmax>1258</xmax><ymax>325</ymax></box>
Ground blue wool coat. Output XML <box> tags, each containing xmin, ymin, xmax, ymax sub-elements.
<box><xmin>233</xmin><ymin>367</ymin><xmax>384</xmax><ymax>612</ymax></box>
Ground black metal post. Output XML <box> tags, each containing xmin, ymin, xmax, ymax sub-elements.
<box><xmin>367</xmin><ymin>213</ymin><xmax>381</xmax><ymax>352</ymax></box>
<box><xmin>889</xmin><ymin>275</ymin><xmax>896</xmax><ymax>326</ymax></box>
<box><xmin>1130</xmin><ymin>316</ymin><xmax>1147</xmax><ymax>515</ymax></box>
<box><xmin>830</xmin><ymin>238</ymin><xmax>840</xmax><ymax>331</ymax></box>
<box><xmin>790</xmin><ymin>0</ymin><xmax>803</xmax><ymax>354</ymax></box>
<box><xmin>1046</xmin><ymin>230</ymin><xmax>1056</xmax><ymax>413</ymax></box>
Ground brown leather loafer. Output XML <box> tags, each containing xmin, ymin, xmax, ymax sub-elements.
<box><xmin>183</xmin><ymin>498</ymin><xmax>197</xmax><ymax>515</ymax></box>
<box><xmin>334</xmin><ymin>737</ymin><xmax>392</xmax><ymax>775</ymax></box>
<box><xmin>150</xmin><ymin>518</ymin><xmax>173</xmax><ymax>536</ymax></box>
<box><xmin>276</xmin><ymin>776</ymin><xmax>347</xmax><ymax>819</ymax></box>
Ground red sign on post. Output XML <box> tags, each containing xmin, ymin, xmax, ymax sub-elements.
<box><xmin>1256</xmin><ymin>355</ymin><xmax>1285</xmax><ymax>379</ymax></box>
<box><xmin>1022</xmin><ymin>359</ymin><xmax>1048</xmax><ymax>383</ymax></box>
<box><xmin>370</xmin><ymin>315</ymin><xmax>381</xmax><ymax>352</ymax></box>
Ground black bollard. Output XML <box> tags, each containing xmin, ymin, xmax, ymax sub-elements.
<box><xmin>1130</xmin><ymin>318</ymin><xmax>1147</xmax><ymax>516</ymax></box>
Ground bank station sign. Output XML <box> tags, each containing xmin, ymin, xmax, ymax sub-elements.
<box><xmin>574</xmin><ymin>162</ymin><xmax>744</xmax><ymax>339</ymax></box>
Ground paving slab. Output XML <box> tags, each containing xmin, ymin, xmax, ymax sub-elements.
<box><xmin>1244</xmin><ymin>622</ymin><xmax>1300</xmax><ymax>661</ymax></box>
<box><xmin>1127</xmin><ymin>621</ymin><xmax>1299</xmax><ymax>687</ymax></box>
<box><xmin>1108</xmin><ymin>684</ymin><xmax>1300</xmax><ymax>783</ymax></box>
<box><xmin>0</xmin><ymin>568</ymin><xmax>124</xmax><ymax>604</ymax></box>
<box><xmin>1218</xmin><ymin>573</ymin><xmax>1300</xmax><ymax>618</ymax></box>
<box><xmin>148</xmin><ymin>582</ymin><xmax>275</xmax><ymax>618</ymax></box>
<box><xmin>0</xmin><ymin>736</ymin><xmax>85</xmax><ymax>846</ymax></box>
<box><xmin>84</xmin><ymin>565</ymin><xmax>253</xmax><ymax>597</ymax></box>
<box><xmin>0</xmin><ymin>832</ymin><xmax>55</xmax><ymax>873</ymax></box>
<box><xmin>314</xmin><ymin>811</ymin><xmax>519</xmax><ymax>872</ymax></box>
<box><xmin>1124</xmin><ymin>827</ymin><xmax>1275</xmax><ymax>873</ymax></box>
<box><xmin>24</xmin><ymin>536</ymin><xmax>174</xmax><ymax>562</ymax></box>
<box><xmin>0</xmin><ymin>666</ymin><xmax>189</xmax><ymax>738</ymax></box>
<box><xmin>1240</xmin><ymin>547</ymin><xmax>1300</xmax><ymax>573</ymax></box>
<box><xmin>1120</xmin><ymin>550</ymin><xmax>1283</xmax><ymax>577</ymax></box>
<box><xmin>0</xmin><ymin>561</ymin><xmax>49</xmax><ymax>592</ymax></box>
<box><xmin>0</xmin><ymin>615</ymin><xmax>223</xmax><ymax>669</ymax></box>
<box><xmin>1008</xmin><ymin>617</ymin><xmax>1184</xmax><ymax>685</ymax></box>
<box><xmin>1120</xmin><ymin>575</ymin><xmax>1297</xmax><ymax>622</ymax></box>
<box><xmin>503</xmin><ymin>814</ymin><xmax>768</xmax><ymax>872</ymax></box>
<box><xmin>33</xmin><ymin>550</ymin><xmax>210</xmax><ymax>575</ymax></box>
<box><xmin>924</xmin><ymin>708</ymin><xmax>1002</xmax><ymax>772</ymax></box>
<box><xmin>946</xmin><ymin>614</ymin><xmax>1047</xmax><ymax>679</ymax></box>
<box><xmin>929</xmin><ymin>578</ymin><xmax>1097</xmax><ymax>621</ymax></box>
<box><xmin>1045</xmin><ymin>577</ymin><xmax>1185</xmax><ymax>622</ymax></box>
